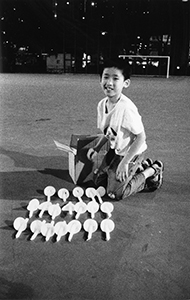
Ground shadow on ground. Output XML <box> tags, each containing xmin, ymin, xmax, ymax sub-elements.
<box><xmin>0</xmin><ymin>147</ymin><xmax>74</xmax><ymax>200</ymax></box>
<box><xmin>0</xmin><ymin>277</ymin><xmax>34</xmax><ymax>300</ymax></box>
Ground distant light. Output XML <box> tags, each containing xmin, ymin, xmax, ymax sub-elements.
<box><xmin>82</xmin><ymin>53</ymin><xmax>91</xmax><ymax>68</ymax></box>
<box><xmin>1</xmin><ymin>17</ymin><xmax>4</xmax><ymax>20</ymax></box>
<box><xmin>55</xmin><ymin>2</ymin><xmax>58</xmax><ymax>6</ymax></box>
<box><xmin>101</xmin><ymin>31</ymin><xmax>107</xmax><ymax>36</ymax></box>
<box><xmin>152</xmin><ymin>61</ymin><xmax>159</xmax><ymax>67</ymax></box>
<box><xmin>91</xmin><ymin>1</ymin><xmax>95</xmax><ymax>6</ymax></box>
<box><xmin>182</xmin><ymin>0</ymin><xmax>188</xmax><ymax>2</ymax></box>
<box><xmin>38</xmin><ymin>26</ymin><xmax>41</xmax><ymax>30</ymax></box>
<box><xmin>19</xmin><ymin>47</ymin><xmax>26</xmax><ymax>51</ymax></box>
<box><xmin>13</xmin><ymin>8</ymin><xmax>16</xmax><ymax>11</ymax></box>
<box><xmin>3</xmin><ymin>31</ymin><xmax>5</xmax><ymax>34</ymax></box>
<box><xmin>177</xmin><ymin>66</ymin><xmax>180</xmax><ymax>69</ymax></box>
<box><xmin>137</xmin><ymin>36</ymin><xmax>140</xmax><ymax>39</ymax></box>
<box><xmin>66</xmin><ymin>1</ymin><xmax>70</xmax><ymax>4</ymax></box>
<box><xmin>54</xmin><ymin>13</ymin><xmax>57</xmax><ymax>19</ymax></box>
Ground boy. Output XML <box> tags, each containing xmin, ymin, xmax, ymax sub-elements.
<box><xmin>87</xmin><ymin>58</ymin><xmax>164</xmax><ymax>200</ymax></box>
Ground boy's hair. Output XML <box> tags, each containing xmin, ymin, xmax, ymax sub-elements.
<box><xmin>100</xmin><ymin>58</ymin><xmax>131</xmax><ymax>80</ymax></box>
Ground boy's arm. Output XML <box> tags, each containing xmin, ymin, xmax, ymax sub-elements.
<box><xmin>122</xmin><ymin>130</ymin><xmax>146</xmax><ymax>164</ymax></box>
<box><xmin>93</xmin><ymin>134</ymin><xmax>108</xmax><ymax>153</ymax></box>
<box><xmin>116</xmin><ymin>130</ymin><xmax>146</xmax><ymax>182</ymax></box>
<box><xmin>87</xmin><ymin>134</ymin><xmax>108</xmax><ymax>160</ymax></box>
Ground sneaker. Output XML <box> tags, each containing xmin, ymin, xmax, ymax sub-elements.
<box><xmin>142</xmin><ymin>158</ymin><xmax>153</xmax><ymax>170</ymax></box>
<box><xmin>136</xmin><ymin>158</ymin><xmax>153</xmax><ymax>174</ymax></box>
<box><xmin>146</xmin><ymin>160</ymin><xmax>164</xmax><ymax>191</ymax></box>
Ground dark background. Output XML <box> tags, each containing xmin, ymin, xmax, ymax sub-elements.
<box><xmin>0</xmin><ymin>0</ymin><xmax>190</xmax><ymax>75</ymax></box>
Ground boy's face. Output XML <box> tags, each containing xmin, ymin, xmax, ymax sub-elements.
<box><xmin>100</xmin><ymin>67</ymin><xmax>130</xmax><ymax>101</ymax></box>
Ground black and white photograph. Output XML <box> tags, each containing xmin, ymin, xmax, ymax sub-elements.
<box><xmin>0</xmin><ymin>0</ymin><xmax>190</xmax><ymax>299</ymax></box>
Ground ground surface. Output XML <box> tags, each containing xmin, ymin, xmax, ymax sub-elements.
<box><xmin>0</xmin><ymin>73</ymin><xmax>190</xmax><ymax>300</ymax></box>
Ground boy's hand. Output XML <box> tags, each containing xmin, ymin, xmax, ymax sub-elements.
<box><xmin>116</xmin><ymin>161</ymin><xmax>129</xmax><ymax>182</ymax></box>
<box><xmin>87</xmin><ymin>148</ymin><xmax>98</xmax><ymax>161</ymax></box>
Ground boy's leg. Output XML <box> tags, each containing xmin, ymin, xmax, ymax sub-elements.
<box><xmin>135</xmin><ymin>158</ymin><xmax>164</xmax><ymax>192</ymax></box>
<box><xmin>122</xmin><ymin>160</ymin><xmax>164</xmax><ymax>199</ymax></box>
<box><xmin>107</xmin><ymin>153</ymin><xmax>144</xmax><ymax>200</ymax></box>
<box><xmin>122</xmin><ymin>173</ymin><xmax>146</xmax><ymax>199</ymax></box>
<box><xmin>145</xmin><ymin>160</ymin><xmax>164</xmax><ymax>191</ymax></box>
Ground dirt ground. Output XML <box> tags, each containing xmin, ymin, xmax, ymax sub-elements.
<box><xmin>0</xmin><ymin>73</ymin><xmax>190</xmax><ymax>300</ymax></box>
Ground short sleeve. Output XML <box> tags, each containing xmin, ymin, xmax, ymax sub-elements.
<box><xmin>122</xmin><ymin>106</ymin><xmax>144</xmax><ymax>134</ymax></box>
<box><xmin>97</xmin><ymin>98</ymin><xmax>106</xmax><ymax>131</ymax></box>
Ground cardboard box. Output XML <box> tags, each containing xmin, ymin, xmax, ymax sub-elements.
<box><xmin>54</xmin><ymin>134</ymin><xmax>108</xmax><ymax>184</ymax></box>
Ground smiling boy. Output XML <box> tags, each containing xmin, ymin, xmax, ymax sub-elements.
<box><xmin>87</xmin><ymin>58</ymin><xmax>164</xmax><ymax>200</ymax></box>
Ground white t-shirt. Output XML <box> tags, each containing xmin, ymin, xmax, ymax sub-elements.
<box><xmin>97</xmin><ymin>93</ymin><xmax>147</xmax><ymax>156</ymax></box>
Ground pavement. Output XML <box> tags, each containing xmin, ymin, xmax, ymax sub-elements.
<box><xmin>0</xmin><ymin>73</ymin><xmax>190</xmax><ymax>300</ymax></box>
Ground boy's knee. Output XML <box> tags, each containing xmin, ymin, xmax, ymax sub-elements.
<box><xmin>106</xmin><ymin>169</ymin><xmax>130</xmax><ymax>200</ymax></box>
<box><xmin>121</xmin><ymin>183</ymin><xmax>131</xmax><ymax>199</ymax></box>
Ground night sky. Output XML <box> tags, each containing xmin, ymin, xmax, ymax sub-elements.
<box><xmin>0</xmin><ymin>0</ymin><xmax>189</xmax><ymax>74</ymax></box>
